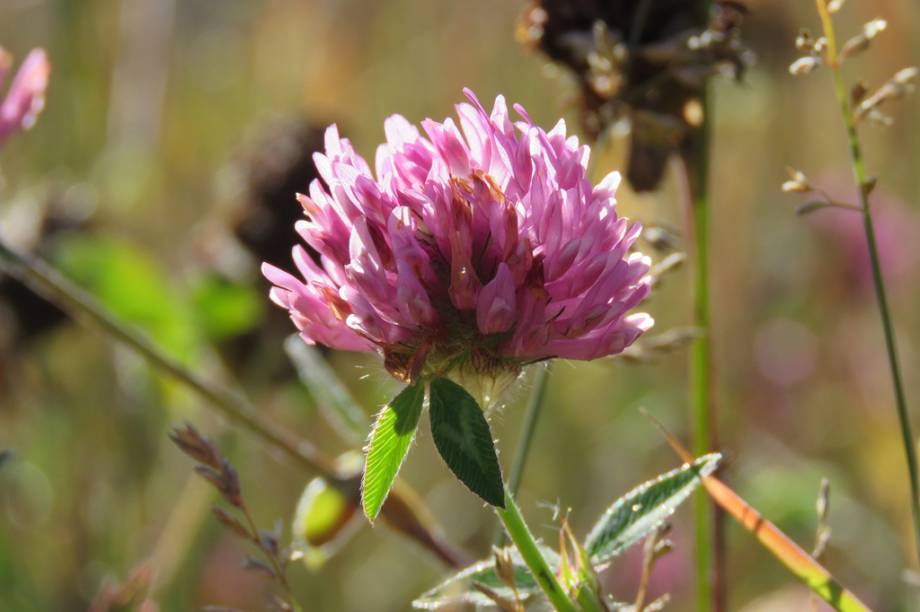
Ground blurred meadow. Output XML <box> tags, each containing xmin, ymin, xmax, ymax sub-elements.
<box><xmin>2</xmin><ymin>0</ymin><xmax>920</xmax><ymax>610</ymax></box>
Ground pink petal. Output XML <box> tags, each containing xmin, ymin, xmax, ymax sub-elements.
<box><xmin>476</xmin><ymin>263</ymin><xmax>517</xmax><ymax>335</ymax></box>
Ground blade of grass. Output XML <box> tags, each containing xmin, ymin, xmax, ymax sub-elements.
<box><xmin>646</xmin><ymin>410</ymin><xmax>871</xmax><ymax>611</ymax></box>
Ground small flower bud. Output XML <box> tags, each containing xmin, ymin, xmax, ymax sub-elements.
<box><xmin>840</xmin><ymin>36</ymin><xmax>869</xmax><ymax>61</ymax></box>
<box><xmin>864</xmin><ymin>18</ymin><xmax>887</xmax><ymax>39</ymax></box>
<box><xmin>795</xmin><ymin>29</ymin><xmax>814</xmax><ymax>52</ymax></box>
<box><xmin>782</xmin><ymin>168</ymin><xmax>812</xmax><ymax>193</ymax></box>
<box><xmin>653</xmin><ymin>539</ymin><xmax>674</xmax><ymax>561</ymax></box>
<box><xmin>839</xmin><ymin>19</ymin><xmax>886</xmax><ymax>61</ymax></box>
<box><xmin>816</xmin><ymin>478</ymin><xmax>830</xmax><ymax>522</ymax></box>
<box><xmin>893</xmin><ymin>66</ymin><xmax>919</xmax><ymax>86</ymax></box>
<box><xmin>826</xmin><ymin>0</ymin><xmax>845</xmax><ymax>14</ymax></box>
<box><xmin>851</xmin><ymin>82</ymin><xmax>868</xmax><ymax>106</ymax></box>
<box><xmin>813</xmin><ymin>37</ymin><xmax>828</xmax><ymax>55</ymax></box>
<box><xmin>789</xmin><ymin>56</ymin><xmax>821</xmax><ymax>76</ymax></box>
<box><xmin>493</xmin><ymin>547</ymin><xmax>518</xmax><ymax>590</ymax></box>
<box><xmin>856</xmin><ymin>67</ymin><xmax>918</xmax><ymax>121</ymax></box>
<box><xmin>865</xmin><ymin>108</ymin><xmax>894</xmax><ymax>126</ymax></box>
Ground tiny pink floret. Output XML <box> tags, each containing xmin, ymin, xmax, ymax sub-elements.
<box><xmin>264</xmin><ymin>89</ymin><xmax>653</xmax><ymax>380</ymax></box>
<box><xmin>0</xmin><ymin>48</ymin><xmax>50</xmax><ymax>147</ymax></box>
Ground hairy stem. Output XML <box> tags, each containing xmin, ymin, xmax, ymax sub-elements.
<box><xmin>815</xmin><ymin>0</ymin><xmax>920</xmax><ymax>565</ymax></box>
<box><xmin>495</xmin><ymin>486</ymin><xmax>578</xmax><ymax>612</ymax></box>
<box><xmin>0</xmin><ymin>238</ymin><xmax>466</xmax><ymax>568</ymax></box>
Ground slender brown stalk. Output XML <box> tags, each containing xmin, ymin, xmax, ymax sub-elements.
<box><xmin>237</xmin><ymin>502</ymin><xmax>295</xmax><ymax>604</ymax></box>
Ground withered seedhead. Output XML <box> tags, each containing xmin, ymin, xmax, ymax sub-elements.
<box><xmin>168</xmin><ymin>423</ymin><xmax>221</xmax><ymax>469</ymax></box>
<box><xmin>194</xmin><ymin>461</ymin><xmax>243</xmax><ymax>508</ymax></box>
<box><xmin>232</xmin><ymin>119</ymin><xmax>326</xmax><ymax>269</ymax></box>
<box><xmin>520</xmin><ymin>0</ymin><xmax>752</xmax><ymax>191</ymax></box>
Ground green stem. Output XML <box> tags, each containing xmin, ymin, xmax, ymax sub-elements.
<box><xmin>495</xmin><ymin>486</ymin><xmax>578</xmax><ymax>612</ymax></box>
<box><xmin>685</xmin><ymin>5</ymin><xmax>720</xmax><ymax>611</ymax></box>
<box><xmin>574</xmin><ymin>584</ymin><xmax>606</xmax><ymax>612</ymax></box>
<box><xmin>684</xmin><ymin>96</ymin><xmax>720</xmax><ymax>612</ymax></box>
<box><xmin>816</xmin><ymin>0</ymin><xmax>920</xmax><ymax>566</ymax></box>
<box><xmin>688</xmin><ymin>160</ymin><xmax>713</xmax><ymax>612</ymax></box>
<box><xmin>496</xmin><ymin>364</ymin><xmax>552</xmax><ymax>546</ymax></box>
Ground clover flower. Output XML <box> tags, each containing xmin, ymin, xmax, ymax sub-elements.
<box><xmin>263</xmin><ymin>89</ymin><xmax>653</xmax><ymax>383</ymax></box>
<box><xmin>0</xmin><ymin>48</ymin><xmax>50</xmax><ymax>147</ymax></box>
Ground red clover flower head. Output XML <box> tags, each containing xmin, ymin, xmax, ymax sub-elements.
<box><xmin>264</xmin><ymin>89</ymin><xmax>653</xmax><ymax>382</ymax></box>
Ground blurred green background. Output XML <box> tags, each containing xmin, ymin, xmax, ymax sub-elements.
<box><xmin>2</xmin><ymin>0</ymin><xmax>920</xmax><ymax>610</ymax></box>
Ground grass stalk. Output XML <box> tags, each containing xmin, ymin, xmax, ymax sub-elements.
<box><xmin>683</xmin><ymin>91</ymin><xmax>721</xmax><ymax>612</ymax></box>
<box><xmin>685</xmin><ymin>5</ymin><xmax>722</xmax><ymax>610</ymax></box>
<box><xmin>652</xmin><ymin>414</ymin><xmax>871</xmax><ymax>611</ymax></box>
<box><xmin>814</xmin><ymin>0</ymin><xmax>920</xmax><ymax>565</ymax></box>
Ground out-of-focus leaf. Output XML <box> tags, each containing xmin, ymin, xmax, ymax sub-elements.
<box><xmin>362</xmin><ymin>383</ymin><xmax>425</xmax><ymax>522</ymax></box>
<box><xmin>412</xmin><ymin>546</ymin><xmax>558</xmax><ymax>610</ymax></box>
<box><xmin>0</xmin><ymin>450</ymin><xmax>12</xmax><ymax>469</ymax></box>
<box><xmin>585</xmin><ymin>454</ymin><xmax>721</xmax><ymax>564</ymax></box>
<box><xmin>189</xmin><ymin>276</ymin><xmax>263</xmax><ymax>342</ymax></box>
<box><xmin>49</xmin><ymin>235</ymin><xmax>196</xmax><ymax>357</ymax></box>
<box><xmin>428</xmin><ymin>377</ymin><xmax>504</xmax><ymax>508</ymax></box>
<box><xmin>284</xmin><ymin>335</ymin><xmax>368</xmax><ymax>442</ymax></box>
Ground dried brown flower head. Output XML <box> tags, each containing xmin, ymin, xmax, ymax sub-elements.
<box><xmin>232</xmin><ymin>119</ymin><xmax>327</xmax><ymax>269</ymax></box>
<box><xmin>519</xmin><ymin>0</ymin><xmax>752</xmax><ymax>191</ymax></box>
